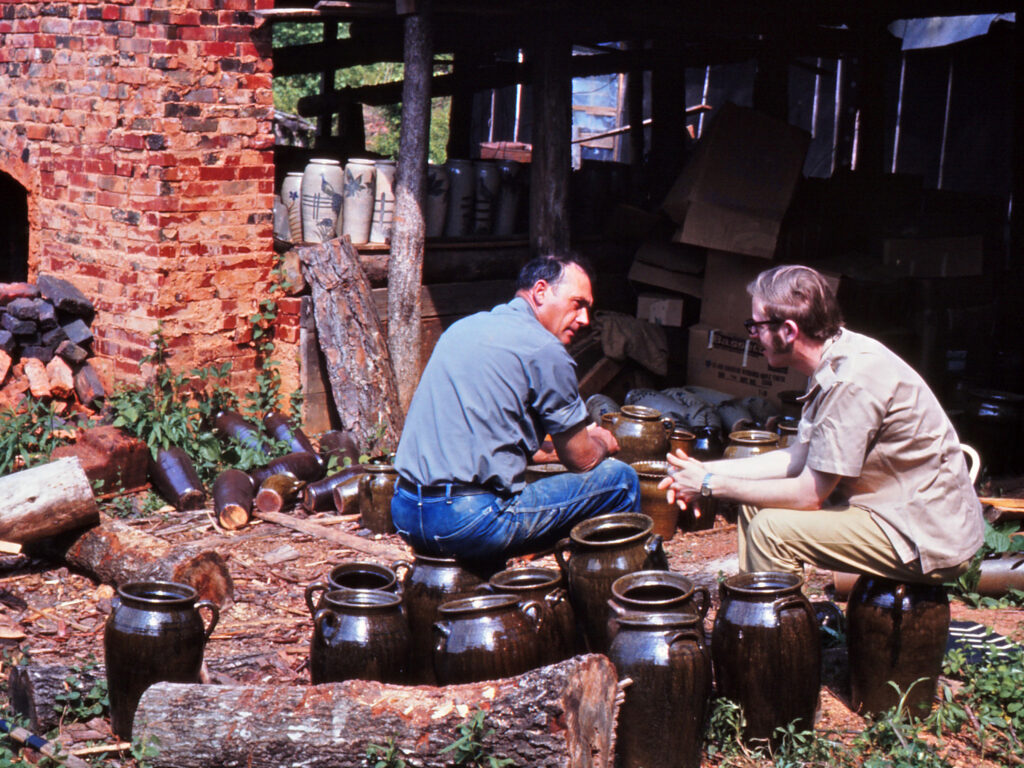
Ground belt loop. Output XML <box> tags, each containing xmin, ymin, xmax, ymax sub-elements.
<box><xmin>445</xmin><ymin>482</ymin><xmax>453</xmax><ymax>505</ymax></box>
<box><xmin>416</xmin><ymin>482</ymin><xmax>424</xmax><ymax>508</ymax></box>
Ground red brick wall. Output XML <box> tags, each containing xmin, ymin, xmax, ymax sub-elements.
<box><xmin>0</xmin><ymin>0</ymin><xmax>300</xmax><ymax>399</ymax></box>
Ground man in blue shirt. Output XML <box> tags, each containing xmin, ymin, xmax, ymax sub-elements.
<box><xmin>392</xmin><ymin>254</ymin><xmax>640</xmax><ymax>565</ymax></box>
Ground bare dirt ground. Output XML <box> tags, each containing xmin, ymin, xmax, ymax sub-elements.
<box><xmin>1</xmin><ymin>499</ymin><xmax>1020</xmax><ymax>766</ymax></box>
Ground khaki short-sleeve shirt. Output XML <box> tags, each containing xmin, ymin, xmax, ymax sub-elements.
<box><xmin>799</xmin><ymin>328</ymin><xmax>983</xmax><ymax>573</ymax></box>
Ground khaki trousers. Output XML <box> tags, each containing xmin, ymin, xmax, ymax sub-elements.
<box><xmin>738</xmin><ymin>504</ymin><xmax>969</xmax><ymax>583</ymax></box>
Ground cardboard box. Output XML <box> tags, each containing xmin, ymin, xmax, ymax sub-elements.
<box><xmin>627</xmin><ymin>239</ymin><xmax>705</xmax><ymax>298</ymax></box>
<box><xmin>882</xmin><ymin>235</ymin><xmax>984</xmax><ymax>278</ymax></box>
<box><xmin>700</xmin><ymin>250</ymin><xmax>842</xmax><ymax>331</ymax></box>
<box><xmin>628</xmin><ymin>259</ymin><xmax>703</xmax><ymax>299</ymax></box>
<box><xmin>687</xmin><ymin>323</ymin><xmax>808</xmax><ymax>404</ymax></box>
<box><xmin>662</xmin><ymin>103</ymin><xmax>810</xmax><ymax>259</ymax></box>
<box><xmin>637</xmin><ymin>293</ymin><xmax>685</xmax><ymax>327</ymax></box>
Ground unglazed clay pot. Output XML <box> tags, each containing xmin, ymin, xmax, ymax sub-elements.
<box><xmin>279</xmin><ymin>171</ymin><xmax>304</xmax><ymax>243</ymax></box>
<box><xmin>105</xmin><ymin>581</ymin><xmax>218</xmax><ymax>739</ymax></box>
<box><xmin>630</xmin><ymin>460</ymin><xmax>680</xmax><ymax>539</ymax></box>
<box><xmin>723</xmin><ymin>429</ymin><xmax>780</xmax><ymax>459</ymax></box>
<box><xmin>712</xmin><ymin>571</ymin><xmax>820</xmax><ymax>746</ymax></box>
<box><xmin>432</xmin><ymin>594</ymin><xmax>544</xmax><ymax>684</ymax></box>
<box><xmin>300</xmin><ymin>158</ymin><xmax>344</xmax><ymax>243</ymax></box>
<box><xmin>483</xmin><ymin>565</ymin><xmax>578</xmax><ymax>663</ymax></box>
<box><xmin>305</xmin><ymin>561</ymin><xmax>401</xmax><ymax>615</ymax></box>
<box><xmin>310</xmin><ymin>589</ymin><xmax>409</xmax><ymax>684</ymax></box>
<box><xmin>398</xmin><ymin>554</ymin><xmax>503</xmax><ymax>684</ymax></box>
<box><xmin>341</xmin><ymin>159</ymin><xmax>376</xmax><ymax>244</ymax></box>
<box><xmin>847</xmin><ymin>576</ymin><xmax>949</xmax><ymax>718</ymax></box>
<box><xmin>601</xmin><ymin>405</ymin><xmax>673</xmax><ymax>464</ymax></box>
<box><xmin>555</xmin><ymin>512</ymin><xmax>667</xmax><ymax>653</ymax></box>
<box><xmin>608</xmin><ymin>611</ymin><xmax>712</xmax><ymax>768</ymax></box>
<box><xmin>369</xmin><ymin>159</ymin><xmax>397</xmax><ymax>243</ymax></box>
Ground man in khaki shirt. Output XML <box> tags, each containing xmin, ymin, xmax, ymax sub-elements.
<box><xmin>663</xmin><ymin>264</ymin><xmax>984</xmax><ymax>581</ymax></box>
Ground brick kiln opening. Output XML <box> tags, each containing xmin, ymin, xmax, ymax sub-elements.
<box><xmin>0</xmin><ymin>171</ymin><xmax>29</xmax><ymax>283</ymax></box>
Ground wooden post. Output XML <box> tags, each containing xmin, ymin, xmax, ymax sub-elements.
<box><xmin>388</xmin><ymin>0</ymin><xmax>433</xmax><ymax>412</ymax></box>
<box><xmin>626</xmin><ymin>40</ymin><xmax>646</xmax><ymax>204</ymax></box>
<box><xmin>446</xmin><ymin>51</ymin><xmax>473</xmax><ymax>159</ymax></box>
<box><xmin>528</xmin><ymin>8</ymin><xmax>571</xmax><ymax>256</ymax></box>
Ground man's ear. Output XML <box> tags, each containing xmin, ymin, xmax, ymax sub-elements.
<box><xmin>531</xmin><ymin>279</ymin><xmax>550</xmax><ymax>305</ymax></box>
<box><xmin>780</xmin><ymin>319</ymin><xmax>799</xmax><ymax>342</ymax></box>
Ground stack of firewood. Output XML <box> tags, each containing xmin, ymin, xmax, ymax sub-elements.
<box><xmin>0</xmin><ymin>276</ymin><xmax>105</xmax><ymax>407</ymax></box>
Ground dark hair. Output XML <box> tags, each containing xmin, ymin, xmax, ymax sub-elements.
<box><xmin>747</xmin><ymin>264</ymin><xmax>844</xmax><ymax>342</ymax></box>
<box><xmin>515</xmin><ymin>253</ymin><xmax>595</xmax><ymax>293</ymax></box>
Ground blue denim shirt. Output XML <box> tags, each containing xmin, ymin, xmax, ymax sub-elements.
<box><xmin>394</xmin><ymin>296</ymin><xmax>589</xmax><ymax>495</ymax></box>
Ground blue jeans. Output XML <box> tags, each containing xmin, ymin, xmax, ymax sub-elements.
<box><xmin>391</xmin><ymin>458</ymin><xmax>640</xmax><ymax>564</ymax></box>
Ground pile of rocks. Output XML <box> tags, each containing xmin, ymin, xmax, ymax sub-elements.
<box><xmin>0</xmin><ymin>276</ymin><xmax>105</xmax><ymax>408</ymax></box>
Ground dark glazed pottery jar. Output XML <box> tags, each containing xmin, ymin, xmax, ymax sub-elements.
<box><xmin>358</xmin><ymin>463</ymin><xmax>398</xmax><ymax>534</ymax></box>
<box><xmin>432</xmin><ymin>594</ymin><xmax>543</xmax><ymax>684</ymax></box>
<box><xmin>484</xmin><ymin>566</ymin><xmax>578</xmax><ymax>663</ymax></box>
<box><xmin>310</xmin><ymin>589</ymin><xmax>409</xmax><ymax>684</ymax></box>
<box><xmin>630</xmin><ymin>461</ymin><xmax>680</xmax><ymax>539</ymax></box>
<box><xmin>302</xmin><ymin>465</ymin><xmax>366</xmax><ymax>513</ymax></box>
<box><xmin>555</xmin><ymin>512</ymin><xmax>667</xmax><ymax>653</ymax></box>
<box><xmin>608</xmin><ymin>611</ymin><xmax>712</xmax><ymax>768</ymax></box>
<box><xmin>962</xmin><ymin>388</ymin><xmax>1024</xmax><ymax>476</ymax></box>
<box><xmin>213</xmin><ymin>410</ymin><xmax>268</xmax><ymax>455</ymax></box>
<box><xmin>668</xmin><ymin>428</ymin><xmax>696</xmax><ymax>457</ymax></box>
<box><xmin>254</xmin><ymin>471</ymin><xmax>302</xmax><ymax>513</ymax></box>
<box><xmin>305</xmin><ymin>561</ymin><xmax>400</xmax><ymax>615</ymax></box>
<box><xmin>601</xmin><ymin>405</ymin><xmax>674</xmax><ymax>464</ymax></box>
<box><xmin>212</xmin><ymin>468</ymin><xmax>255</xmax><ymax>530</ymax></box>
<box><xmin>723</xmin><ymin>429</ymin><xmax>780</xmax><ymax>459</ymax></box>
<box><xmin>846</xmin><ymin>576</ymin><xmax>950</xmax><ymax>718</ymax></box>
<box><xmin>399</xmin><ymin>554</ymin><xmax>501</xmax><ymax>684</ymax></box>
<box><xmin>104</xmin><ymin>581</ymin><xmax>219</xmax><ymax>739</ymax></box>
<box><xmin>263</xmin><ymin>411</ymin><xmax>321</xmax><ymax>461</ymax></box>
<box><xmin>688</xmin><ymin>425</ymin><xmax>723</xmax><ymax>461</ymax></box>
<box><xmin>148</xmin><ymin>447</ymin><xmax>205</xmax><ymax>511</ymax></box>
<box><xmin>251</xmin><ymin>451</ymin><xmax>325</xmax><ymax>486</ymax></box>
<box><xmin>712</xmin><ymin>571</ymin><xmax>820</xmax><ymax>745</ymax></box>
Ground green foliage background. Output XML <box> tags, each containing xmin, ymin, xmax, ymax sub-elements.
<box><xmin>272</xmin><ymin>22</ymin><xmax>451</xmax><ymax>163</ymax></box>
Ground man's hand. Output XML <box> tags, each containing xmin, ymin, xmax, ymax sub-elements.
<box><xmin>586</xmin><ymin>422</ymin><xmax>619</xmax><ymax>455</ymax></box>
<box><xmin>532</xmin><ymin>437</ymin><xmax>559</xmax><ymax>464</ymax></box>
<box><xmin>658</xmin><ymin>449</ymin><xmax>706</xmax><ymax>511</ymax></box>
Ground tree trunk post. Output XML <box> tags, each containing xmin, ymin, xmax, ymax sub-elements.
<box><xmin>388</xmin><ymin>0</ymin><xmax>434</xmax><ymax>412</ymax></box>
<box><xmin>529</xmin><ymin>7</ymin><xmax>571</xmax><ymax>256</ymax></box>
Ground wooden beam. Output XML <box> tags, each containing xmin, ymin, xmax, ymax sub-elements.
<box><xmin>372</xmin><ymin>279</ymin><xmax>514</xmax><ymax>320</ymax></box>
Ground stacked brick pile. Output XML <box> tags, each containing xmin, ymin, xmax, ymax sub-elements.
<box><xmin>0</xmin><ymin>275</ymin><xmax>104</xmax><ymax>408</ymax></box>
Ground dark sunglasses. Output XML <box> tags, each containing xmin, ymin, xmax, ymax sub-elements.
<box><xmin>743</xmin><ymin>317</ymin><xmax>783</xmax><ymax>336</ymax></box>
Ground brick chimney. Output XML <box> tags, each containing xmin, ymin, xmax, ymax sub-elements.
<box><xmin>0</xmin><ymin>0</ymin><xmax>299</xmax><ymax>397</ymax></box>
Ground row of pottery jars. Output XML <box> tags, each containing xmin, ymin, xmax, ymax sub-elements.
<box><xmin>288</xmin><ymin>158</ymin><xmax>398</xmax><ymax>246</ymax></box>
<box><xmin>555</xmin><ymin>512</ymin><xmax>668</xmax><ymax>653</ymax></box>
<box><xmin>104</xmin><ymin>581</ymin><xmax>219</xmax><ymax>740</ymax></box>
<box><xmin>441</xmin><ymin>158</ymin><xmax>524</xmax><ymax>238</ymax></box>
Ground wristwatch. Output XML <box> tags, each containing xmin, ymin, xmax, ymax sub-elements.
<box><xmin>700</xmin><ymin>473</ymin><xmax>714</xmax><ymax>499</ymax></box>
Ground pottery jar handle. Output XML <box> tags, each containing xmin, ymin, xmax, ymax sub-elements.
<box><xmin>519</xmin><ymin>599</ymin><xmax>546</xmax><ymax>634</ymax></box>
<box><xmin>667</xmin><ymin>628</ymin><xmax>703</xmax><ymax>650</ymax></box>
<box><xmin>553</xmin><ymin>538</ymin><xmax>572</xmax><ymax>573</ymax></box>
<box><xmin>432</xmin><ymin>621</ymin><xmax>451</xmax><ymax>656</ymax></box>
<box><xmin>772</xmin><ymin>595</ymin><xmax>815</xmax><ymax>628</ymax></box>
<box><xmin>475</xmin><ymin>583</ymin><xmax>496</xmax><ymax>595</ymax></box>
<box><xmin>644</xmin><ymin>534</ymin><xmax>669</xmax><ymax>571</ymax></box>
<box><xmin>661</xmin><ymin>417</ymin><xmax>674</xmax><ymax>433</ymax></box>
<box><xmin>305</xmin><ymin>582</ymin><xmax>329</xmax><ymax>616</ymax></box>
<box><xmin>314</xmin><ymin>607</ymin><xmax>339</xmax><ymax>636</ymax></box>
<box><xmin>196</xmin><ymin>600</ymin><xmax>220</xmax><ymax>640</ymax></box>
<box><xmin>546</xmin><ymin>587</ymin><xmax>569</xmax><ymax>607</ymax></box>
<box><xmin>692</xmin><ymin>586</ymin><xmax>711</xmax><ymax>620</ymax></box>
<box><xmin>391</xmin><ymin>559</ymin><xmax>412</xmax><ymax>582</ymax></box>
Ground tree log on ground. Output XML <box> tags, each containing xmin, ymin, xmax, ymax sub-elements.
<box><xmin>8</xmin><ymin>664</ymin><xmax>106</xmax><ymax>733</ymax></box>
<box><xmin>28</xmin><ymin>515</ymin><xmax>233</xmax><ymax>606</ymax></box>
<box><xmin>135</xmin><ymin>654</ymin><xmax>620</xmax><ymax>768</ymax></box>
<box><xmin>252</xmin><ymin>509</ymin><xmax>409</xmax><ymax>562</ymax></box>
<box><xmin>0</xmin><ymin>457</ymin><xmax>98</xmax><ymax>544</ymax></box>
<box><xmin>297</xmin><ymin>238</ymin><xmax>403</xmax><ymax>451</ymax></box>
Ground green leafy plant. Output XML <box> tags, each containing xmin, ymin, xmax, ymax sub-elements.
<box><xmin>131</xmin><ymin>734</ymin><xmax>161</xmax><ymax>768</ymax></box>
<box><xmin>53</xmin><ymin>656</ymin><xmax>108</xmax><ymax>723</ymax></box>
<box><xmin>365</xmin><ymin>736</ymin><xmax>407</xmax><ymax>768</ymax></box>
<box><xmin>950</xmin><ymin>521</ymin><xmax>1024</xmax><ymax>608</ymax></box>
<box><xmin>439</xmin><ymin>709</ymin><xmax>515</xmax><ymax>768</ymax></box>
<box><xmin>0</xmin><ymin>397</ymin><xmax>76</xmax><ymax>476</ymax></box>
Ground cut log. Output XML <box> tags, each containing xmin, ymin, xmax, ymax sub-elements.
<box><xmin>8</xmin><ymin>663</ymin><xmax>107</xmax><ymax>734</ymax></box>
<box><xmin>252</xmin><ymin>508</ymin><xmax>408</xmax><ymax>562</ymax></box>
<box><xmin>135</xmin><ymin>654</ymin><xmax>620</xmax><ymax>768</ymax></box>
<box><xmin>0</xmin><ymin>457</ymin><xmax>99</xmax><ymax>544</ymax></box>
<box><xmin>297</xmin><ymin>238</ymin><xmax>403</xmax><ymax>451</ymax></box>
<box><xmin>28</xmin><ymin>515</ymin><xmax>233</xmax><ymax>606</ymax></box>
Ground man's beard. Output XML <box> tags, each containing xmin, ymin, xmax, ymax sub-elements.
<box><xmin>768</xmin><ymin>332</ymin><xmax>793</xmax><ymax>356</ymax></box>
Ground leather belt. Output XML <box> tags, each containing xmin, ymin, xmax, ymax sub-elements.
<box><xmin>397</xmin><ymin>478</ymin><xmax>499</xmax><ymax>498</ymax></box>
